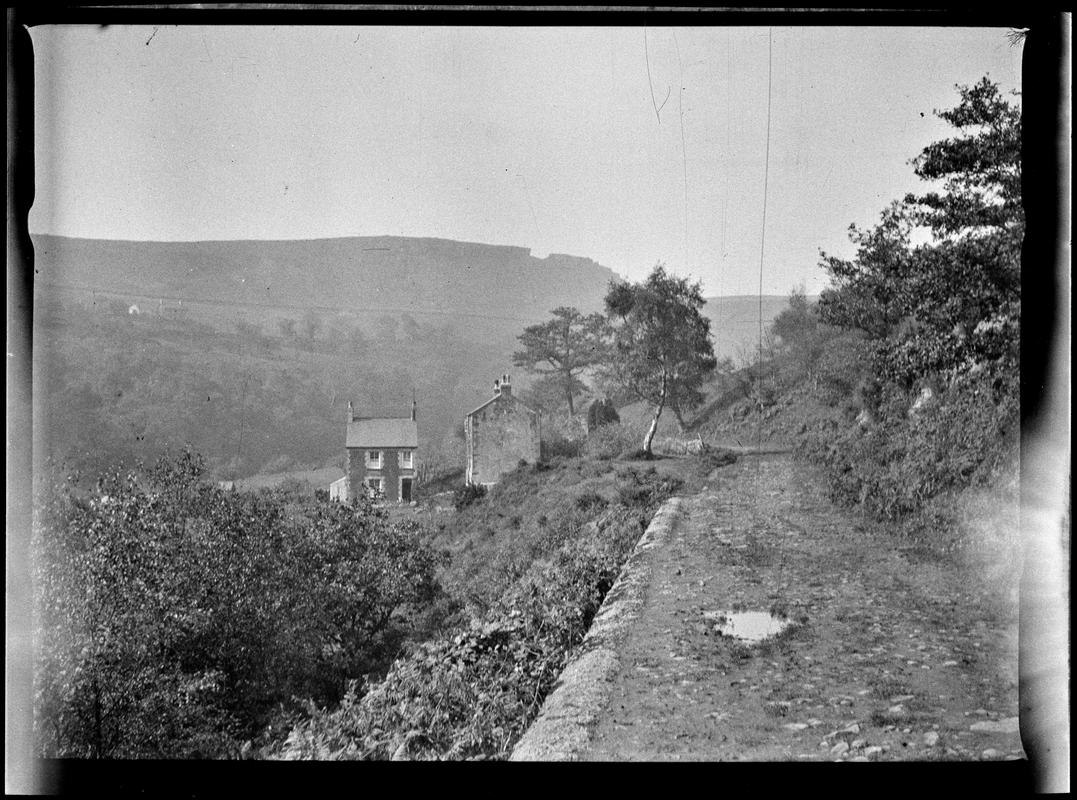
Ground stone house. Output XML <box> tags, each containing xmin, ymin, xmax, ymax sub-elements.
<box><xmin>344</xmin><ymin>400</ymin><xmax>418</xmax><ymax>503</ymax></box>
<box><xmin>464</xmin><ymin>374</ymin><xmax>541</xmax><ymax>487</ymax></box>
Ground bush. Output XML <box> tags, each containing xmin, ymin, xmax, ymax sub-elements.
<box><xmin>798</xmin><ymin>365</ymin><xmax>1018</xmax><ymax>521</ymax></box>
<box><xmin>274</xmin><ymin>463</ymin><xmax>681</xmax><ymax>761</ymax></box>
<box><xmin>586</xmin><ymin>398</ymin><xmax>620</xmax><ymax>432</ymax></box>
<box><xmin>697</xmin><ymin>447</ymin><xmax>739</xmax><ymax>472</ymax></box>
<box><xmin>452</xmin><ymin>482</ymin><xmax>488</xmax><ymax>511</ymax></box>
<box><xmin>583</xmin><ymin>421</ymin><xmax>641</xmax><ymax>460</ymax></box>
<box><xmin>615</xmin><ymin>467</ymin><xmax>684</xmax><ymax>508</ymax></box>
<box><xmin>541</xmin><ymin>434</ymin><xmax>582</xmax><ymax>460</ymax></box>
<box><xmin>32</xmin><ymin>451</ymin><xmax>443</xmax><ymax>758</ymax></box>
<box><xmin>574</xmin><ymin>491</ymin><xmax>609</xmax><ymax>512</ymax></box>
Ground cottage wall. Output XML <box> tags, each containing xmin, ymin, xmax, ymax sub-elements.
<box><xmin>347</xmin><ymin>447</ymin><xmax>415</xmax><ymax>502</ymax></box>
<box><xmin>466</xmin><ymin>395</ymin><xmax>541</xmax><ymax>485</ymax></box>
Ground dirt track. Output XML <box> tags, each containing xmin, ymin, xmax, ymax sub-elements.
<box><xmin>574</xmin><ymin>453</ymin><xmax>1024</xmax><ymax>762</ymax></box>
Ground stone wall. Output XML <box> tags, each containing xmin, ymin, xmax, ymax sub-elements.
<box><xmin>466</xmin><ymin>395</ymin><xmax>541</xmax><ymax>485</ymax></box>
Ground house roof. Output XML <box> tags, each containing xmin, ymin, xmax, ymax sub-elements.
<box><xmin>465</xmin><ymin>392</ymin><xmax>537</xmax><ymax>419</ymax></box>
<box><xmin>346</xmin><ymin>417</ymin><xmax>418</xmax><ymax>449</ymax></box>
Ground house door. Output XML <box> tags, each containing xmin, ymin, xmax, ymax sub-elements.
<box><xmin>400</xmin><ymin>477</ymin><xmax>413</xmax><ymax>504</ymax></box>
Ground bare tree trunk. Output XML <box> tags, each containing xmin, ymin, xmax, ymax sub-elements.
<box><xmin>642</xmin><ymin>374</ymin><xmax>667</xmax><ymax>456</ymax></box>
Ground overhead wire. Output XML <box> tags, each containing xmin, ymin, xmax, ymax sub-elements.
<box><xmin>754</xmin><ymin>28</ymin><xmax>788</xmax><ymax>602</ymax></box>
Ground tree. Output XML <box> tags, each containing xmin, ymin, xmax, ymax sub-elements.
<box><xmin>512</xmin><ymin>307</ymin><xmax>611</xmax><ymax>415</ymax></box>
<box><xmin>818</xmin><ymin>78</ymin><xmax>1021</xmax><ymax>388</ymax></box>
<box><xmin>770</xmin><ymin>286</ymin><xmax>833</xmax><ymax>390</ymax></box>
<box><xmin>604</xmin><ymin>265</ymin><xmax>718</xmax><ymax>456</ymax></box>
<box><xmin>803</xmin><ymin>77</ymin><xmax>1022</xmax><ymax>520</ymax></box>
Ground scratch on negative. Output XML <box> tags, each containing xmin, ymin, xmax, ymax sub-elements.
<box><xmin>644</xmin><ymin>28</ymin><xmax>670</xmax><ymax>124</ymax></box>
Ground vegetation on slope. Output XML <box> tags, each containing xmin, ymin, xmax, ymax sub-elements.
<box><xmin>696</xmin><ymin>78</ymin><xmax>1021</xmax><ymax>542</ymax></box>
<box><xmin>32</xmin><ymin>433</ymin><xmax>708</xmax><ymax>760</ymax></box>
<box><xmin>274</xmin><ymin>456</ymin><xmax>687</xmax><ymax>760</ymax></box>
<box><xmin>32</xmin><ymin>451</ymin><xmax>443</xmax><ymax>758</ymax></box>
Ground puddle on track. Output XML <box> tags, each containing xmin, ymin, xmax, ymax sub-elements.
<box><xmin>702</xmin><ymin>610</ymin><xmax>793</xmax><ymax>643</ymax></box>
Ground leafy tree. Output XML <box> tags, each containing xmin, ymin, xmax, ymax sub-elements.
<box><xmin>802</xmin><ymin>77</ymin><xmax>1022</xmax><ymax>520</ymax></box>
<box><xmin>604</xmin><ymin>265</ymin><xmax>718</xmax><ymax>455</ymax></box>
<box><xmin>512</xmin><ymin>307</ymin><xmax>611</xmax><ymax>415</ymax></box>
<box><xmin>818</xmin><ymin>78</ymin><xmax>1021</xmax><ymax>388</ymax></box>
<box><xmin>32</xmin><ymin>451</ymin><xmax>443</xmax><ymax>758</ymax></box>
<box><xmin>770</xmin><ymin>286</ymin><xmax>834</xmax><ymax>390</ymax></box>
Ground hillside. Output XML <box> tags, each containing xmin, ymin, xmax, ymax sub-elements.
<box><xmin>30</xmin><ymin>234</ymin><xmax>804</xmax><ymax>483</ymax></box>
<box><xmin>31</xmin><ymin>234</ymin><xmax>615</xmax><ymax>326</ymax></box>
<box><xmin>32</xmin><ymin>234</ymin><xmax>800</xmax><ymax>359</ymax></box>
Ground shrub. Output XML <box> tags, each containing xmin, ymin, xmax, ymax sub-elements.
<box><xmin>583</xmin><ymin>421</ymin><xmax>641</xmax><ymax>460</ymax></box>
<box><xmin>586</xmin><ymin>398</ymin><xmax>620</xmax><ymax>432</ymax></box>
<box><xmin>32</xmin><ymin>451</ymin><xmax>443</xmax><ymax>758</ymax></box>
<box><xmin>798</xmin><ymin>365</ymin><xmax>1018</xmax><ymax>521</ymax></box>
<box><xmin>452</xmin><ymin>482</ymin><xmax>488</xmax><ymax>511</ymax></box>
<box><xmin>615</xmin><ymin>467</ymin><xmax>684</xmax><ymax>509</ymax></box>
<box><xmin>574</xmin><ymin>491</ymin><xmax>608</xmax><ymax>512</ymax></box>
<box><xmin>541</xmin><ymin>434</ymin><xmax>582</xmax><ymax>460</ymax></box>
<box><xmin>697</xmin><ymin>447</ymin><xmax>739</xmax><ymax>472</ymax></box>
<box><xmin>274</xmin><ymin>462</ymin><xmax>681</xmax><ymax>761</ymax></box>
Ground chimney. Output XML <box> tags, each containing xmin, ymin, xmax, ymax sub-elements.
<box><xmin>347</xmin><ymin>400</ymin><xmax>354</xmax><ymax>422</ymax></box>
<box><xmin>411</xmin><ymin>389</ymin><xmax>417</xmax><ymax>421</ymax></box>
<box><xmin>500</xmin><ymin>374</ymin><xmax>512</xmax><ymax>398</ymax></box>
<box><xmin>493</xmin><ymin>379</ymin><xmax>501</xmax><ymax>397</ymax></box>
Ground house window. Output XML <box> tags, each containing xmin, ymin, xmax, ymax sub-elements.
<box><xmin>366</xmin><ymin>477</ymin><xmax>384</xmax><ymax>497</ymax></box>
<box><xmin>399</xmin><ymin>450</ymin><xmax>413</xmax><ymax>469</ymax></box>
<box><xmin>365</xmin><ymin>450</ymin><xmax>382</xmax><ymax>469</ymax></box>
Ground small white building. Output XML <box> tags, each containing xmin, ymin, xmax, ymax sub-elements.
<box><xmin>329</xmin><ymin>475</ymin><xmax>349</xmax><ymax>503</ymax></box>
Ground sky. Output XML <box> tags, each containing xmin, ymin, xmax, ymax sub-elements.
<box><xmin>28</xmin><ymin>24</ymin><xmax>1023</xmax><ymax>297</ymax></box>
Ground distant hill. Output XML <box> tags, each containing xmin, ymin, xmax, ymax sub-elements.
<box><xmin>33</xmin><ymin>233</ymin><xmax>807</xmax><ymax>361</ymax></box>
<box><xmin>31</xmin><ymin>233</ymin><xmax>812</xmax><ymax>482</ymax></box>
<box><xmin>31</xmin><ymin>234</ymin><xmax>616</xmax><ymax>327</ymax></box>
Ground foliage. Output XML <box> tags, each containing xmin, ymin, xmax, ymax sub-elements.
<box><xmin>585</xmin><ymin>396</ymin><xmax>620</xmax><ymax>432</ymax></box>
<box><xmin>274</xmin><ymin>466</ymin><xmax>681</xmax><ymax>761</ymax></box>
<box><xmin>604</xmin><ymin>265</ymin><xmax>718</xmax><ymax>455</ymax></box>
<box><xmin>817</xmin><ymin>78</ymin><xmax>1021</xmax><ymax>387</ymax></box>
<box><xmin>512</xmin><ymin>307</ymin><xmax>612</xmax><ymax>415</ymax></box>
<box><xmin>32</xmin><ymin>451</ymin><xmax>443</xmax><ymax>758</ymax></box>
<box><xmin>770</xmin><ymin>286</ymin><xmax>835</xmax><ymax>389</ymax></box>
<box><xmin>452</xmin><ymin>482</ymin><xmax>488</xmax><ymax>511</ymax></box>
<box><xmin>800</xmin><ymin>78</ymin><xmax>1021</xmax><ymax>521</ymax></box>
<box><xmin>696</xmin><ymin>447</ymin><xmax>739</xmax><ymax>472</ymax></box>
<box><xmin>797</xmin><ymin>363</ymin><xmax>1019</xmax><ymax>521</ymax></box>
<box><xmin>34</xmin><ymin>303</ymin><xmax>506</xmax><ymax>484</ymax></box>
<box><xmin>541</xmin><ymin>433</ymin><xmax>583</xmax><ymax>460</ymax></box>
<box><xmin>583</xmin><ymin>420</ymin><xmax>645</xmax><ymax>461</ymax></box>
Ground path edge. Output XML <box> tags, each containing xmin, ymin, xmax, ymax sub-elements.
<box><xmin>509</xmin><ymin>496</ymin><xmax>687</xmax><ymax>761</ymax></box>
